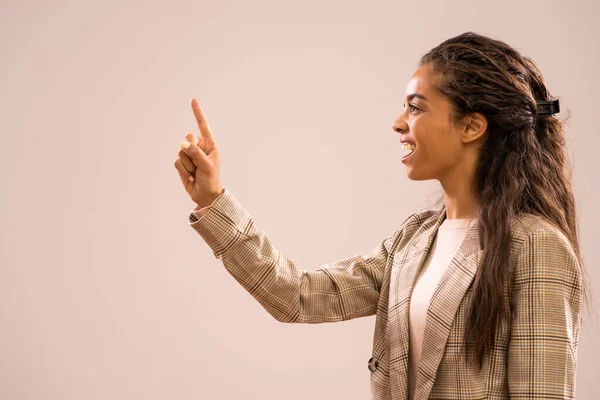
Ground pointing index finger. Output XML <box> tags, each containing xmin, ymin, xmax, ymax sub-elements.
<box><xmin>190</xmin><ymin>98</ymin><xmax>215</xmax><ymax>147</ymax></box>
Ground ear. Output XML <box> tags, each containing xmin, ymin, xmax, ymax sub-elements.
<box><xmin>461</xmin><ymin>112</ymin><xmax>487</xmax><ymax>144</ymax></box>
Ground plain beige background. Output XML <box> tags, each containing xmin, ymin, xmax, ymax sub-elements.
<box><xmin>1</xmin><ymin>0</ymin><xmax>598</xmax><ymax>399</ymax></box>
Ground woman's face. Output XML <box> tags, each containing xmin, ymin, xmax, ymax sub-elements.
<box><xmin>392</xmin><ymin>64</ymin><xmax>474</xmax><ymax>182</ymax></box>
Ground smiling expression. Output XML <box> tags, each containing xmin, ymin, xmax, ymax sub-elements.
<box><xmin>392</xmin><ymin>63</ymin><xmax>484</xmax><ymax>182</ymax></box>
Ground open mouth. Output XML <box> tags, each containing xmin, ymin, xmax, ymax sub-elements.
<box><xmin>401</xmin><ymin>142</ymin><xmax>416</xmax><ymax>160</ymax></box>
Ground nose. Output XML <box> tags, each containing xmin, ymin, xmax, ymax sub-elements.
<box><xmin>392</xmin><ymin>115</ymin><xmax>408</xmax><ymax>134</ymax></box>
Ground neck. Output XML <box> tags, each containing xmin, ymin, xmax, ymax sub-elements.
<box><xmin>438</xmin><ymin>161</ymin><xmax>479</xmax><ymax>220</ymax></box>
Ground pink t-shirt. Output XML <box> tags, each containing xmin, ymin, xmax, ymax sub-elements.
<box><xmin>407</xmin><ymin>217</ymin><xmax>475</xmax><ymax>400</ymax></box>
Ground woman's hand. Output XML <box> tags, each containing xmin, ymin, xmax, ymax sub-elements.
<box><xmin>174</xmin><ymin>98</ymin><xmax>224</xmax><ymax>208</ymax></box>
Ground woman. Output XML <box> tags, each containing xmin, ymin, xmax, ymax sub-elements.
<box><xmin>174</xmin><ymin>31</ymin><xmax>589</xmax><ymax>400</ymax></box>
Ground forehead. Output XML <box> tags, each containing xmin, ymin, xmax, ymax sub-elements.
<box><xmin>405</xmin><ymin>64</ymin><xmax>442</xmax><ymax>100</ymax></box>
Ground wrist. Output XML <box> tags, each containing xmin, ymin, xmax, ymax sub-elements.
<box><xmin>196</xmin><ymin>187</ymin><xmax>225</xmax><ymax>209</ymax></box>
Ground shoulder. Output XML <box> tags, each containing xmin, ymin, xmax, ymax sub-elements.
<box><xmin>510</xmin><ymin>213</ymin><xmax>573</xmax><ymax>254</ymax></box>
<box><xmin>403</xmin><ymin>206</ymin><xmax>443</xmax><ymax>232</ymax></box>
<box><xmin>508</xmin><ymin>213</ymin><xmax>581</xmax><ymax>286</ymax></box>
<box><xmin>389</xmin><ymin>206</ymin><xmax>444</xmax><ymax>252</ymax></box>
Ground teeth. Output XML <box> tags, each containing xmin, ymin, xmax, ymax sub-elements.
<box><xmin>402</xmin><ymin>143</ymin><xmax>416</xmax><ymax>151</ymax></box>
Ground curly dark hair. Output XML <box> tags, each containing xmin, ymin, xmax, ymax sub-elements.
<box><xmin>420</xmin><ymin>31</ymin><xmax>591</xmax><ymax>368</ymax></box>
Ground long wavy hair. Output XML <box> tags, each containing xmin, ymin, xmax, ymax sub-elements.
<box><xmin>420</xmin><ymin>32</ymin><xmax>591</xmax><ymax>368</ymax></box>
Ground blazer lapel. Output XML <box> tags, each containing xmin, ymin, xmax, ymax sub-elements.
<box><xmin>413</xmin><ymin>209</ymin><xmax>483</xmax><ymax>400</ymax></box>
<box><xmin>387</xmin><ymin>207</ymin><xmax>449</xmax><ymax>398</ymax></box>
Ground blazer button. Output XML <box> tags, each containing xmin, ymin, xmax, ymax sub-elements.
<box><xmin>368</xmin><ymin>357</ymin><xmax>379</xmax><ymax>372</ymax></box>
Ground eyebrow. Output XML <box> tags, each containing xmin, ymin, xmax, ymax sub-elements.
<box><xmin>406</xmin><ymin>93</ymin><xmax>429</xmax><ymax>102</ymax></box>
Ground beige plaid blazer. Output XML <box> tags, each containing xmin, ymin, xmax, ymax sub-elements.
<box><xmin>189</xmin><ymin>188</ymin><xmax>583</xmax><ymax>400</ymax></box>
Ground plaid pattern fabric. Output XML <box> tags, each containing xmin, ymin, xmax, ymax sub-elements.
<box><xmin>188</xmin><ymin>189</ymin><xmax>583</xmax><ymax>400</ymax></box>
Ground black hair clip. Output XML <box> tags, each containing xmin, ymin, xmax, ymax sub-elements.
<box><xmin>536</xmin><ymin>98</ymin><xmax>560</xmax><ymax>115</ymax></box>
<box><xmin>533</xmin><ymin>98</ymin><xmax>560</xmax><ymax>131</ymax></box>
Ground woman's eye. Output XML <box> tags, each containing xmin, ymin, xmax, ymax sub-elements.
<box><xmin>402</xmin><ymin>103</ymin><xmax>421</xmax><ymax>114</ymax></box>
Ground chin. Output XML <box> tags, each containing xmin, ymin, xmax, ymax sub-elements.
<box><xmin>406</xmin><ymin>167</ymin><xmax>434</xmax><ymax>181</ymax></box>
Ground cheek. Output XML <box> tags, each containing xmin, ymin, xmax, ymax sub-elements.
<box><xmin>410</xmin><ymin>119</ymin><xmax>458</xmax><ymax>159</ymax></box>
<box><xmin>410</xmin><ymin>120</ymin><xmax>429</xmax><ymax>151</ymax></box>
<box><xmin>414</xmin><ymin>130</ymin><xmax>457</xmax><ymax>165</ymax></box>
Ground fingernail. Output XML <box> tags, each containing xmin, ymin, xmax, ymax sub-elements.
<box><xmin>180</xmin><ymin>140</ymin><xmax>191</xmax><ymax>150</ymax></box>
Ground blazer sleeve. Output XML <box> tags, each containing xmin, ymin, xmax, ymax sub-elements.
<box><xmin>188</xmin><ymin>188</ymin><xmax>402</xmax><ymax>324</ymax></box>
<box><xmin>508</xmin><ymin>228</ymin><xmax>584</xmax><ymax>399</ymax></box>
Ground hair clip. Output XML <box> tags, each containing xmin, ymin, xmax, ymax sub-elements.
<box><xmin>532</xmin><ymin>98</ymin><xmax>560</xmax><ymax>131</ymax></box>
<box><xmin>535</xmin><ymin>98</ymin><xmax>560</xmax><ymax>115</ymax></box>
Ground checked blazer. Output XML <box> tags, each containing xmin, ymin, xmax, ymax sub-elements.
<box><xmin>188</xmin><ymin>188</ymin><xmax>583</xmax><ymax>399</ymax></box>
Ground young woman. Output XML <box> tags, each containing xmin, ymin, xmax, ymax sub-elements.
<box><xmin>174</xmin><ymin>31</ymin><xmax>590</xmax><ymax>400</ymax></box>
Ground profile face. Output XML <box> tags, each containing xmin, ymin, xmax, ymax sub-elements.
<box><xmin>392</xmin><ymin>64</ymin><xmax>467</xmax><ymax>182</ymax></box>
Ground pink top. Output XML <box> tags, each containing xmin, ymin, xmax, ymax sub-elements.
<box><xmin>407</xmin><ymin>217</ymin><xmax>475</xmax><ymax>400</ymax></box>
